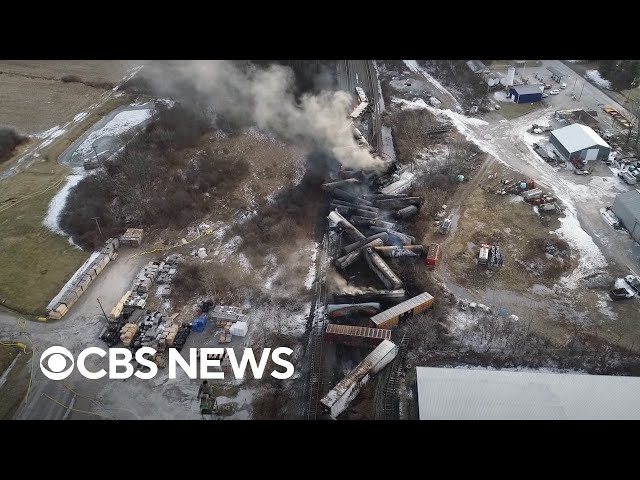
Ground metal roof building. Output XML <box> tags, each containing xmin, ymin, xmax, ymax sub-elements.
<box><xmin>549</xmin><ymin>123</ymin><xmax>610</xmax><ymax>162</ymax></box>
<box><xmin>508</xmin><ymin>84</ymin><xmax>543</xmax><ymax>104</ymax></box>
<box><xmin>416</xmin><ymin>367</ymin><xmax>640</xmax><ymax>420</ymax></box>
<box><xmin>612</xmin><ymin>189</ymin><xmax>640</xmax><ymax>243</ymax></box>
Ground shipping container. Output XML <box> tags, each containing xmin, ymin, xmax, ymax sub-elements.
<box><xmin>425</xmin><ymin>243</ymin><xmax>440</xmax><ymax>266</ymax></box>
<box><xmin>320</xmin><ymin>339</ymin><xmax>398</xmax><ymax>419</ymax></box>
<box><xmin>478</xmin><ymin>243</ymin><xmax>490</xmax><ymax>265</ymax></box>
<box><xmin>370</xmin><ymin>291</ymin><xmax>434</xmax><ymax>329</ymax></box>
<box><xmin>325</xmin><ymin>323</ymin><xmax>391</xmax><ymax>347</ymax></box>
<box><xmin>523</xmin><ymin>188</ymin><xmax>543</xmax><ymax>201</ymax></box>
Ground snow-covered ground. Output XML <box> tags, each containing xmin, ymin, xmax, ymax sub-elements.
<box><xmin>585</xmin><ymin>70</ymin><xmax>611</xmax><ymax>89</ymax></box>
<box><xmin>74</xmin><ymin>109</ymin><xmax>152</xmax><ymax>157</ymax></box>
<box><xmin>392</xmin><ymin>82</ymin><xmax>613</xmax><ymax>290</ymax></box>
<box><xmin>73</xmin><ymin>112</ymin><xmax>89</xmax><ymax>122</ymax></box>
<box><xmin>43</xmin><ymin>167</ymin><xmax>86</xmax><ymax>244</ymax></box>
<box><xmin>403</xmin><ymin>60</ymin><xmax>462</xmax><ymax>111</ymax></box>
<box><xmin>554</xmin><ymin>213</ymin><xmax>607</xmax><ymax>289</ymax></box>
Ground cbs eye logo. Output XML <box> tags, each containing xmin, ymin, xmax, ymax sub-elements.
<box><xmin>40</xmin><ymin>346</ymin><xmax>75</xmax><ymax>380</ymax></box>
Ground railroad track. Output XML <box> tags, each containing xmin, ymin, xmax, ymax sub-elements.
<box><xmin>305</xmin><ymin>232</ymin><xmax>331</xmax><ymax>420</ymax></box>
<box><xmin>364</xmin><ymin>60</ymin><xmax>382</xmax><ymax>154</ymax></box>
<box><xmin>375</xmin><ymin>332</ymin><xmax>408</xmax><ymax>420</ymax></box>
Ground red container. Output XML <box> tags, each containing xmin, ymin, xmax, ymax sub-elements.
<box><xmin>425</xmin><ymin>243</ymin><xmax>440</xmax><ymax>266</ymax></box>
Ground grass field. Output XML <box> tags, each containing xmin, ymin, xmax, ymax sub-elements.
<box><xmin>0</xmin><ymin>343</ymin><xmax>32</xmax><ymax>419</ymax></box>
<box><xmin>0</xmin><ymin>60</ymin><xmax>133</xmax><ymax>134</ymax></box>
<box><xmin>0</xmin><ymin>94</ymin><xmax>132</xmax><ymax>315</ymax></box>
<box><xmin>498</xmin><ymin>101</ymin><xmax>543</xmax><ymax>120</ymax></box>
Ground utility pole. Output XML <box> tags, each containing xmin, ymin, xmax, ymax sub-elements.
<box><xmin>90</xmin><ymin>216</ymin><xmax>103</xmax><ymax>236</ymax></box>
<box><xmin>97</xmin><ymin>298</ymin><xmax>109</xmax><ymax>322</ymax></box>
<box><xmin>572</xmin><ymin>77</ymin><xmax>577</xmax><ymax>93</ymax></box>
<box><xmin>578</xmin><ymin>82</ymin><xmax>585</xmax><ymax>101</ymax></box>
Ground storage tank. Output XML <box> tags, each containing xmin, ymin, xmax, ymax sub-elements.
<box><xmin>506</xmin><ymin>67</ymin><xmax>515</xmax><ymax>86</ymax></box>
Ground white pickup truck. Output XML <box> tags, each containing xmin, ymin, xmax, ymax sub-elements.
<box><xmin>619</xmin><ymin>171</ymin><xmax>637</xmax><ymax>185</ymax></box>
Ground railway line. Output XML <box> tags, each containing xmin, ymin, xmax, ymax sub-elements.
<box><xmin>375</xmin><ymin>332</ymin><xmax>408</xmax><ymax>420</ymax></box>
<box><xmin>304</xmin><ymin>60</ymin><xmax>387</xmax><ymax>420</ymax></box>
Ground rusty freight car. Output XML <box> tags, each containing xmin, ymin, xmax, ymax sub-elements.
<box><xmin>325</xmin><ymin>323</ymin><xmax>392</xmax><ymax>347</ymax></box>
<box><xmin>370</xmin><ymin>291</ymin><xmax>434</xmax><ymax>329</ymax></box>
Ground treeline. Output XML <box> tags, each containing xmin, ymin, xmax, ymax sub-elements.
<box><xmin>0</xmin><ymin>127</ymin><xmax>27</xmax><ymax>163</ymax></box>
<box><xmin>599</xmin><ymin>60</ymin><xmax>640</xmax><ymax>91</ymax></box>
<box><xmin>60</xmin><ymin>104</ymin><xmax>249</xmax><ymax>250</ymax></box>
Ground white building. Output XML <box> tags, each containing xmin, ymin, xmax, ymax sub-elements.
<box><xmin>417</xmin><ymin>367</ymin><xmax>640</xmax><ymax>420</ymax></box>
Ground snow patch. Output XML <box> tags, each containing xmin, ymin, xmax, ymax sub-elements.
<box><xmin>214</xmin><ymin>235</ymin><xmax>243</xmax><ymax>262</ymax></box>
<box><xmin>403</xmin><ymin>60</ymin><xmax>462</xmax><ymax>111</ymax></box>
<box><xmin>158</xmin><ymin>98</ymin><xmax>175</xmax><ymax>108</ymax></box>
<box><xmin>34</xmin><ymin>126</ymin><xmax>62</xmax><ymax>139</ymax></box>
<box><xmin>585</xmin><ymin>70</ymin><xmax>611</xmax><ymax>89</ymax></box>
<box><xmin>75</xmin><ymin>109</ymin><xmax>152</xmax><ymax>156</ymax></box>
<box><xmin>554</xmin><ymin>214</ymin><xmax>607</xmax><ymax>289</ymax></box>
<box><xmin>238</xmin><ymin>252</ymin><xmax>251</xmax><ymax>272</ymax></box>
<box><xmin>43</xmin><ymin>168</ymin><xmax>86</xmax><ymax>236</ymax></box>
<box><xmin>73</xmin><ymin>112</ymin><xmax>89</xmax><ymax>122</ymax></box>
<box><xmin>41</xmin><ymin>128</ymin><xmax>67</xmax><ymax>148</ymax></box>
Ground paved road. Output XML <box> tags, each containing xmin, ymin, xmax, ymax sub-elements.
<box><xmin>401</xmin><ymin>59</ymin><xmax>640</xmax><ymax>330</ymax></box>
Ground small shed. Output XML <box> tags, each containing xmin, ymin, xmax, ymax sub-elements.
<box><xmin>508</xmin><ymin>84</ymin><xmax>543</xmax><ymax>104</ymax></box>
<box><xmin>370</xmin><ymin>291</ymin><xmax>434</xmax><ymax>329</ymax></box>
<box><xmin>549</xmin><ymin>123</ymin><xmax>610</xmax><ymax>162</ymax></box>
<box><xmin>612</xmin><ymin>189</ymin><xmax>640</xmax><ymax>243</ymax></box>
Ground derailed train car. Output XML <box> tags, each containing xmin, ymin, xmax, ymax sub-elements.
<box><xmin>320</xmin><ymin>339</ymin><xmax>398</xmax><ymax>419</ymax></box>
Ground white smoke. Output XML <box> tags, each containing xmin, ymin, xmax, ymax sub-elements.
<box><xmin>327</xmin><ymin>269</ymin><xmax>363</xmax><ymax>295</ymax></box>
<box><xmin>142</xmin><ymin>60</ymin><xmax>386</xmax><ymax>172</ymax></box>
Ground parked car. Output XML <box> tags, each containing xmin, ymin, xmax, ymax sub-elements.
<box><xmin>542</xmin><ymin>93</ymin><xmax>549</xmax><ymax>98</ymax></box>
<box><xmin>549</xmin><ymin>89</ymin><xmax>560</xmax><ymax>95</ymax></box>
<box><xmin>610</xmin><ymin>288</ymin><xmax>634</xmax><ymax>300</ymax></box>
<box><xmin>618</xmin><ymin>171</ymin><xmax>638</xmax><ymax>185</ymax></box>
<box><xmin>544</xmin><ymin>84</ymin><xmax>552</xmax><ymax>90</ymax></box>
<box><xmin>560</xmin><ymin>82</ymin><xmax>567</xmax><ymax>89</ymax></box>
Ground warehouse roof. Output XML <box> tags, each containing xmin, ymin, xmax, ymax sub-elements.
<box><xmin>370</xmin><ymin>291</ymin><xmax>433</xmax><ymax>327</ymax></box>
<box><xmin>614</xmin><ymin>189</ymin><xmax>640</xmax><ymax>216</ymax></box>
<box><xmin>551</xmin><ymin>123</ymin><xmax>610</xmax><ymax>153</ymax></box>
<box><xmin>510</xmin><ymin>84</ymin><xmax>543</xmax><ymax>96</ymax></box>
<box><xmin>417</xmin><ymin>367</ymin><xmax>640</xmax><ymax>419</ymax></box>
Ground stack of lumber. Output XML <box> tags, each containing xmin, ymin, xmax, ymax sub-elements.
<box><xmin>120</xmin><ymin>323</ymin><xmax>138</xmax><ymax>347</ymax></box>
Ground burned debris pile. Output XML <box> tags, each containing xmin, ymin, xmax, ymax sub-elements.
<box><xmin>324</xmin><ymin>166</ymin><xmax>426</xmax><ymax>307</ymax></box>
<box><xmin>318</xmin><ymin>163</ymin><xmax>436</xmax><ymax>419</ymax></box>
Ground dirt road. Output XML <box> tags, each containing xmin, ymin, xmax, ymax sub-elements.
<box><xmin>401</xmin><ymin>59</ymin><xmax>640</xmax><ymax>347</ymax></box>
